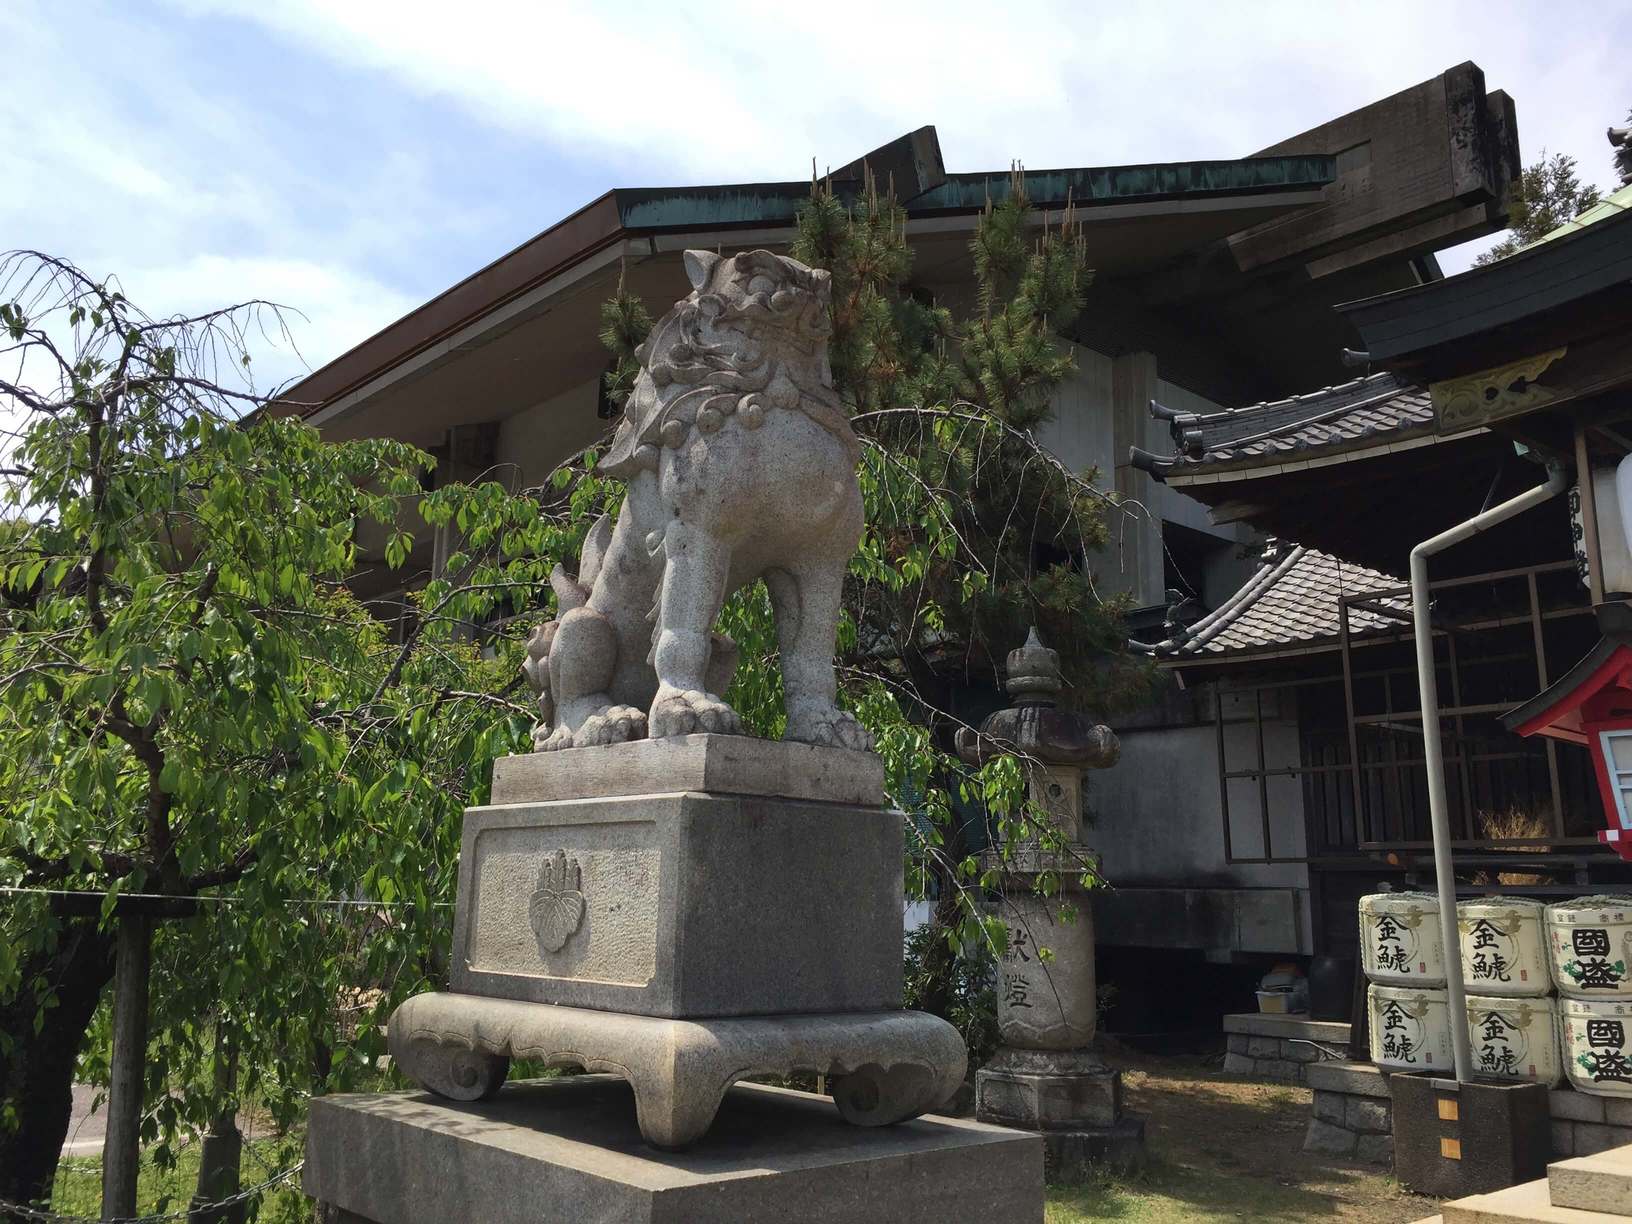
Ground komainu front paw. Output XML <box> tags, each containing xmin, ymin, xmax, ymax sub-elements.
<box><xmin>648</xmin><ymin>688</ymin><xmax>743</xmax><ymax>738</ymax></box>
<box><xmin>573</xmin><ymin>705</ymin><xmax>647</xmax><ymax>747</ymax></box>
<box><xmin>534</xmin><ymin>723</ymin><xmax>575</xmax><ymax>752</ymax></box>
<box><xmin>788</xmin><ymin>708</ymin><xmax>874</xmax><ymax>751</ymax></box>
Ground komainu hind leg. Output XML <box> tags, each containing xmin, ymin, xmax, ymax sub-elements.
<box><xmin>544</xmin><ymin>605</ymin><xmax>648</xmax><ymax>750</ymax></box>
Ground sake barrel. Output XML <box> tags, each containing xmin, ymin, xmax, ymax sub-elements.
<box><xmin>1546</xmin><ymin>896</ymin><xmax>1632</xmax><ymax>998</ymax></box>
<box><xmin>1560</xmin><ymin>997</ymin><xmax>1632</xmax><ymax>1097</ymax></box>
<box><xmin>1368</xmin><ymin>983</ymin><xmax>1454</xmax><ymax>1071</ymax></box>
<box><xmin>1465</xmin><ymin>993</ymin><xmax>1564</xmax><ymax>1087</ymax></box>
<box><xmin>1457</xmin><ymin>897</ymin><xmax>1551</xmax><ymax>997</ymax></box>
<box><xmin>1359</xmin><ymin>892</ymin><xmax>1446</xmax><ymax>986</ymax></box>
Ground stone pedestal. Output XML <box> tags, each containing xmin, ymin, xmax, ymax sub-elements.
<box><xmin>976</xmin><ymin>1048</ymin><xmax>1146</xmax><ymax>1174</ymax></box>
<box><xmin>368</xmin><ymin>735</ymin><xmax>969</xmax><ymax>1156</ymax></box>
<box><xmin>304</xmin><ymin>1077</ymin><xmax>1043</xmax><ymax>1224</ymax></box>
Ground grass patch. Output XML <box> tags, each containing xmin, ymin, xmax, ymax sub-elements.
<box><xmin>1046</xmin><ymin>1158</ymin><xmax>1372</xmax><ymax>1222</ymax></box>
<box><xmin>51</xmin><ymin>1135</ymin><xmax>308</xmax><ymax>1223</ymax></box>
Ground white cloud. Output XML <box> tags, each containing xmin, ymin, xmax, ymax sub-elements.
<box><xmin>176</xmin><ymin>0</ymin><xmax>1628</xmax><ymax>188</ymax></box>
<box><xmin>4</xmin><ymin>0</ymin><xmax>1627</xmax><ymax>390</ymax></box>
<box><xmin>115</xmin><ymin>255</ymin><xmax>420</xmax><ymax>394</ymax></box>
<box><xmin>0</xmin><ymin>2</ymin><xmax>432</xmax><ymax>388</ymax></box>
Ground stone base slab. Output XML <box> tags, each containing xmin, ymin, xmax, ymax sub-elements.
<box><xmin>490</xmin><ymin>733</ymin><xmax>886</xmax><ymax>806</ymax></box>
<box><xmin>1040</xmin><ymin>1117</ymin><xmax>1148</xmax><ymax>1181</ymax></box>
<box><xmin>388</xmin><ymin>992</ymin><xmax>967</xmax><ymax>1149</ymax></box>
<box><xmin>305</xmin><ymin>1077</ymin><xmax>1044</xmax><ymax>1224</ymax></box>
<box><xmin>975</xmin><ymin>1049</ymin><xmax>1123</xmax><ymax>1129</ymax></box>
<box><xmin>451</xmin><ymin>786</ymin><xmax>903</xmax><ymax>1017</ymax></box>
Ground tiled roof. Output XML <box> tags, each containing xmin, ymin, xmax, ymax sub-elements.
<box><xmin>1131</xmin><ymin>372</ymin><xmax>1434</xmax><ymax>480</ymax></box>
<box><xmin>1142</xmin><ymin>542</ymin><xmax>1407</xmax><ymax>659</ymax></box>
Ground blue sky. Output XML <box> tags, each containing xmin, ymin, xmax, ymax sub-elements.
<box><xmin>4</xmin><ymin>1</ymin><xmax>1628</xmax><ymax>393</ymax></box>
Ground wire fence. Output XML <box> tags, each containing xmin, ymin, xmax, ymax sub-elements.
<box><xmin>0</xmin><ymin>1162</ymin><xmax>303</xmax><ymax>1224</ymax></box>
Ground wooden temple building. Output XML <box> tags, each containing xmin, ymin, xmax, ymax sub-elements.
<box><xmin>1126</xmin><ymin>160</ymin><xmax>1632</xmax><ymax>1005</ymax></box>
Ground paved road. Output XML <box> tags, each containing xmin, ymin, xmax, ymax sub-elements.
<box><xmin>62</xmin><ymin>1084</ymin><xmax>108</xmax><ymax>1157</ymax></box>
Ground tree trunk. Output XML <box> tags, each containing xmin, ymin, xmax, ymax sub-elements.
<box><xmin>102</xmin><ymin>914</ymin><xmax>152</xmax><ymax>1221</ymax></box>
<box><xmin>0</xmin><ymin>917</ymin><xmax>116</xmax><ymax>1218</ymax></box>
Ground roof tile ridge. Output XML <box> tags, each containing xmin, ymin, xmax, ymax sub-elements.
<box><xmin>1184</xmin><ymin>543</ymin><xmax>1307</xmax><ymax>651</ymax></box>
<box><xmin>1182</xmin><ymin>371</ymin><xmax>1401</xmax><ymax>426</ymax></box>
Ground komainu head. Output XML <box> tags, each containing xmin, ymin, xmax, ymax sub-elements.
<box><xmin>599</xmin><ymin>249</ymin><xmax>850</xmax><ymax>477</ymax></box>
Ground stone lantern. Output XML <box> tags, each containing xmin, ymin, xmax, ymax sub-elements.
<box><xmin>956</xmin><ymin>628</ymin><xmax>1144</xmax><ymax>1175</ymax></box>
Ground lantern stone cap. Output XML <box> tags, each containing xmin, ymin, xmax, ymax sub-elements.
<box><xmin>955</xmin><ymin>629</ymin><xmax>1119</xmax><ymax>770</ymax></box>
<box><xmin>1006</xmin><ymin>627</ymin><xmax>1062</xmax><ymax>705</ymax></box>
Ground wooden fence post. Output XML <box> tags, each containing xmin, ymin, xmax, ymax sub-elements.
<box><xmin>101</xmin><ymin>913</ymin><xmax>151</xmax><ymax>1222</ymax></box>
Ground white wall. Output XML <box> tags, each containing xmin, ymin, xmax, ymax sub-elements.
<box><xmin>494</xmin><ymin>377</ymin><xmax>606</xmax><ymax>491</ymax></box>
<box><xmin>1087</xmin><ymin>687</ymin><xmax>1313</xmax><ymax>948</ymax></box>
<box><xmin>1037</xmin><ymin>344</ymin><xmax>1116</xmax><ymax>481</ymax></box>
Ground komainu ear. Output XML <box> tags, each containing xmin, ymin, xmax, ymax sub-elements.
<box><xmin>683</xmin><ymin>250</ymin><xmax>721</xmax><ymax>290</ymax></box>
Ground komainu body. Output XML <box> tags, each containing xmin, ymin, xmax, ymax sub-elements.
<box><xmin>523</xmin><ymin>249</ymin><xmax>871</xmax><ymax>753</ymax></box>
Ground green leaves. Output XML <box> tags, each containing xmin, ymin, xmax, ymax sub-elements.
<box><xmin>0</xmin><ymin>252</ymin><xmax>561</xmax><ymax>1169</ymax></box>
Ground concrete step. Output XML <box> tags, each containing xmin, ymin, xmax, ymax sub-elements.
<box><xmin>1441</xmin><ymin>1176</ymin><xmax>1627</xmax><ymax>1223</ymax></box>
<box><xmin>1551</xmin><ymin>1148</ymin><xmax>1632</xmax><ymax>1214</ymax></box>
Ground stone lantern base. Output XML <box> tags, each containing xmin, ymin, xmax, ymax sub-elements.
<box><xmin>975</xmin><ymin>1048</ymin><xmax>1146</xmax><ymax>1178</ymax></box>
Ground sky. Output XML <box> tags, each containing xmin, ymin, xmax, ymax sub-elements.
<box><xmin>3</xmin><ymin>1</ymin><xmax>1628</xmax><ymax>394</ymax></box>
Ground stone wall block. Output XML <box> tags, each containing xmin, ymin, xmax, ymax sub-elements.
<box><xmin>1313</xmin><ymin>1092</ymin><xmax>1346</xmax><ymax>1126</ymax></box>
<box><xmin>1604</xmin><ymin>1098</ymin><xmax>1632</xmax><ymax>1128</ymax></box>
<box><xmin>1222</xmin><ymin>1052</ymin><xmax>1255</xmax><ymax>1076</ymax></box>
<box><xmin>1345</xmin><ymin>1097</ymin><xmax>1391</xmax><ymax>1135</ymax></box>
<box><xmin>1303</xmin><ymin>1119</ymin><xmax>1358</xmax><ymax>1157</ymax></box>
<box><xmin>1245</xmin><ymin>1036</ymin><xmax>1281</xmax><ymax>1059</ymax></box>
<box><xmin>1575</xmin><ymin>1122</ymin><xmax>1620</xmax><ymax>1156</ymax></box>
<box><xmin>1550</xmin><ymin>1119</ymin><xmax>1575</xmax><ymax>1158</ymax></box>
<box><xmin>1227</xmin><ymin>1034</ymin><xmax>1249</xmax><ymax>1055</ymax></box>
<box><xmin>1550</xmin><ymin>1090</ymin><xmax>1607</xmax><ymax>1123</ymax></box>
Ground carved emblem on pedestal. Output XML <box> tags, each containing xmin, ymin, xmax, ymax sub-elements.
<box><xmin>529</xmin><ymin>850</ymin><xmax>585</xmax><ymax>953</ymax></box>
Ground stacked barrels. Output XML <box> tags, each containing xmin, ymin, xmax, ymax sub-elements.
<box><xmin>1358</xmin><ymin>892</ymin><xmax>1632</xmax><ymax>1095</ymax></box>
<box><xmin>1548</xmin><ymin>896</ymin><xmax>1632</xmax><ymax>1097</ymax></box>
<box><xmin>1460</xmin><ymin>897</ymin><xmax>1562</xmax><ymax>1087</ymax></box>
<box><xmin>1359</xmin><ymin>892</ymin><xmax>1455</xmax><ymax>1072</ymax></box>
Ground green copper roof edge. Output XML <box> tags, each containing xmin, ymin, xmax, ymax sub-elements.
<box><xmin>613</xmin><ymin>154</ymin><xmax>1336</xmax><ymax>231</ymax></box>
<box><xmin>1522</xmin><ymin>181</ymin><xmax>1632</xmax><ymax>252</ymax></box>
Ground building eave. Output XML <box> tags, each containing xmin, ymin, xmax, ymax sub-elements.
<box><xmin>270</xmin><ymin>135</ymin><xmax>1336</xmax><ymax>427</ymax></box>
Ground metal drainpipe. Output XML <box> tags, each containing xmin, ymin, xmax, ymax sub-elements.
<box><xmin>1410</xmin><ymin>459</ymin><xmax>1567</xmax><ymax>1083</ymax></box>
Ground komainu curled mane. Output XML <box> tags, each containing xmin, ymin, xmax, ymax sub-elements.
<box><xmin>522</xmin><ymin>249</ymin><xmax>872</xmax><ymax>753</ymax></box>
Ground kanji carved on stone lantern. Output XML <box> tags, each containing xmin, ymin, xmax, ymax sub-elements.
<box><xmin>955</xmin><ymin>628</ymin><xmax>1144</xmax><ymax>1175</ymax></box>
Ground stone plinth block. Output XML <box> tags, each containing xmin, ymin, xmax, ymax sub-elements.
<box><xmin>490</xmin><ymin>735</ymin><xmax>887</xmax><ymax>807</ymax></box>
<box><xmin>975</xmin><ymin>1049</ymin><xmax>1145</xmax><ymax>1177</ymax></box>
<box><xmin>453</xmin><ymin>764</ymin><xmax>902</xmax><ymax>1019</ymax></box>
<box><xmin>1038</xmin><ymin>1118</ymin><xmax>1147</xmax><ymax>1181</ymax></box>
<box><xmin>304</xmin><ymin>1077</ymin><xmax>1044</xmax><ymax>1224</ymax></box>
<box><xmin>975</xmin><ymin>1048</ymin><xmax>1123</xmax><ymax>1130</ymax></box>
<box><xmin>388</xmin><ymin>992</ymin><xmax>967</xmax><ymax>1149</ymax></box>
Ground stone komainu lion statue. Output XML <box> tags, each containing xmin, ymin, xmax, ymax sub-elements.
<box><xmin>522</xmin><ymin>249</ymin><xmax>873</xmax><ymax>753</ymax></box>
